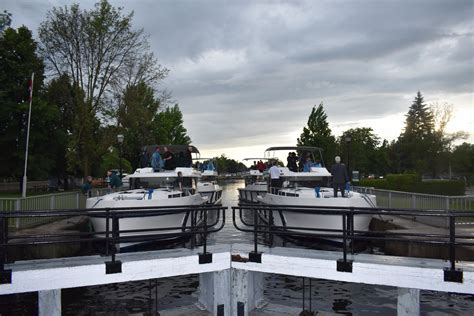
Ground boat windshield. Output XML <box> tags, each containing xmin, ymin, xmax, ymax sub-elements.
<box><xmin>130</xmin><ymin>176</ymin><xmax>197</xmax><ymax>191</ymax></box>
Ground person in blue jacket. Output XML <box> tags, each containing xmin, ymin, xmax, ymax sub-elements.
<box><xmin>151</xmin><ymin>148</ymin><xmax>164</xmax><ymax>171</ymax></box>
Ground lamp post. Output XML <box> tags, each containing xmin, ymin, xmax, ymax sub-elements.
<box><xmin>117</xmin><ymin>134</ymin><xmax>124</xmax><ymax>178</ymax></box>
<box><xmin>345</xmin><ymin>134</ymin><xmax>352</xmax><ymax>180</ymax></box>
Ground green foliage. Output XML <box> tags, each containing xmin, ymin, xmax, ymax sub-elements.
<box><xmin>359</xmin><ymin>174</ymin><xmax>465</xmax><ymax>196</ymax></box>
<box><xmin>38</xmin><ymin>0</ymin><xmax>167</xmax><ymax>111</ymax></box>
<box><xmin>214</xmin><ymin>154</ymin><xmax>247</xmax><ymax>174</ymax></box>
<box><xmin>0</xmin><ymin>26</ymin><xmax>50</xmax><ymax>180</ymax></box>
<box><xmin>337</xmin><ymin>128</ymin><xmax>389</xmax><ymax>176</ymax></box>
<box><xmin>99</xmin><ymin>149</ymin><xmax>132</xmax><ymax>177</ymax></box>
<box><xmin>297</xmin><ymin>102</ymin><xmax>336</xmax><ymax>165</ymax></box>
<box><xmin>117</xmin><ymin>82</ymin><xmax>161</xmax><ymax>170</ymax></box>
<box><xmin>418</xmin><ymin>181</ymin><xmax>465</xmax><ymax>196</ymax></box>
<box><xmin>153</xmin><ymin>104</ymin><xmax>191</xmax><ymax>145</ymax></box>
<box><xmin>396</xmin><ymin>91</ymin><xmax>438</xmax><ymax>175</ymax></box>
<box><xmin>451</xmin><ymin>142</ymin><xmax>474</xmax><ymax>184</ymax></box>
<box><xmin>0</xmin><ymin>10</ymin><xmax>12</xmax><ymax>32</ymax></box>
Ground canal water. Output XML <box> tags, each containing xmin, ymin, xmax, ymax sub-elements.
<box><xmin>2</xmin><ymin>180</ymin><xmax>474</xmax><ymax>315</ymax></box>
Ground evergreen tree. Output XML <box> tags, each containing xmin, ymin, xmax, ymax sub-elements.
<box><xmin>297</xmin><ymin>102</ymin><xmax>336</xmax><ymax>166</ymax></box>
<box><xmin>397</xmin><ymin>91</ymin><xmax>436</xmax><ymax>175</ymax></box>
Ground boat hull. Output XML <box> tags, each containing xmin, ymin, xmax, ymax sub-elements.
<box><xmin>258</xmin><ymin>189</ymin><xmax>375</xmax><ymax>240</ymax></box>
<box><xmin>87</xmin><ymin>191</ymin><xmax>206</xmax><ymax>248</ymax></box>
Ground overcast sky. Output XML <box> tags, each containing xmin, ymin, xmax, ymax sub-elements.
<box><xmin>4</xmin><ymin>0</ymin><xmax>474</xmax><ymax>162</ymax></box>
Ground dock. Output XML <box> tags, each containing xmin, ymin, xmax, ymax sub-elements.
<box><xmin>2</xmin><ymin>243</ymin><xmax>474</xmax><ymax>315</ymax></box>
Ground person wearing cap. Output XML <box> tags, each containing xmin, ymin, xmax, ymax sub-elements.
<box><xmin>330</xmin><ymin>156</ymin><xmax>349</xmax><ymax>197</ymax></box>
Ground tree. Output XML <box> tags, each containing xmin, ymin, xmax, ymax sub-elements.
<box><xmin>396</xmin><ymin>91</ymin><xmax>437</xmax><ymax>175</ymax></box>
<box><xmin>0</xmin><ymin>26</ymin><xmax>51</xmax><ymax>181</ymax></box>
<box><xmin>153</xmin><ymin>104</ymin><xmax>192</xmax><ymax>145</ymax></box>
<box><xmin>117</xmin><ymin>82</ymin><xmax>161</xmax><ymax>169</ymax></box>
<box><xmin>38</xmin><ymin>0</ymin><xmax>167</xmax><ymax>111</ymax></box>
<box><xmin>38</xmin><ymin>0</ymin><xmax>168</xmax><ymax>176</ymax></box>
<box><xmin>451</xmin><ymin>143</ymin><xmax>474</xmax><ymax>183</ymax></box>
<box><xmin>297</xmin><ymin>102</ymin><xmax>336</xmax><ymax>166</ymax></box>
<box><xmin>214</xmin><ymin>154</ymin><xmax>247</xmax><ymax>174</ymax></box>
<box><xmin>429</xmin><ymin>101</ymin><xmax>469</xmax><ymax>176</ymax></box>
<box><xmin>338</xmin><ymin>128</ymin><xmax>385</xmax><ymax>177</ymax></box>
<box><xmin>0</xmin><ymin>10</ymin><xmax>12</xmax><ymax>32</ymax></box>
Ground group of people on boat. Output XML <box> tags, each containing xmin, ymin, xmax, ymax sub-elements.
<box><xmin>287</xmin><ymin>152</ymin><xmax>322</xmax><ymax>172</ymax></box>
<box><xmin>269</xmin><ymin>154</ymin><xmax>350</xmax><ymax>198</ymax></box>
<box><xmin>143</xmin><ymin>146</ymin><xmax>194</xmax><ymax>172</ymax></box>
<box><xmin>250</xmin><ymin>160</ymin><xmax>267</xmax><ymax>172</ymax></box>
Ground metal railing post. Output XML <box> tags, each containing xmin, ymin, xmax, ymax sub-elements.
<box><xmin>105</xmin><ymin>208</ymin><xmax>110</xmax><ymax>256</ymax></box>
<box><xmin>15</xmin><ymin>199</ymin><xmax>21</xmax><ymax>229</ymax></box>
<box><xmin>269</xmin><ymin>208</ymin><xmax>274</xmax><ymax>247</ymax></box>
<box><xmin>198</xmin><ymin>206</ymin><xmax>212</xmax><ymax>264</ymax></box>
<box><xmin>337</xmin><ymin>212</ymin><xmax>353</xmax><ymax>272</ymax></box>
<box><xmin>50</xmin><ymin>194</ymin><xmax>56</xmax><ymax>210</ymax></box>
<box><xmin>249</xmin><ymin>206</ymin><xmax>262</xmax><ymax>263</ymax></box>
<box><xmin>105</xmin><ymin>210</ymin><xmax>122</xmax><ymax>274</ymax></box>
<box><xmin>0</xmin><ymin>212</ymin><xmax>12</xmax><ymax>284</ymax></box>
<box><xmin>444</xmin><ymin>213</ymin><xmax>463</xmax><ymax>283</ymax></box>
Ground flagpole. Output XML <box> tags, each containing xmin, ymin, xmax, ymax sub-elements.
<box><xmin>22</xmin><ymin>72</ymin><xmax>34</xmax><ymax>198</ymax></box>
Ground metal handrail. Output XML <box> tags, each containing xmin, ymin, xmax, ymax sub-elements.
<box><xmin>0</xmin><ymin>204</ymin><xmax>226</xmax><ymax>279</ymax></box>
<box><xmin>232</xmin><ymin>203</ymin><xmax>473</xmax><ymax>280</ymax></box>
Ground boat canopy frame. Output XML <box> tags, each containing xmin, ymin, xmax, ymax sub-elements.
<box><xmin>142</xmin><ymin>145</ymin><xmax>200</xmax><ymax>157</ymax></box>
<box><xmin>264</xmin><ymin>146</ymin><xmax>326</xmax><ymax>167</ymax></box>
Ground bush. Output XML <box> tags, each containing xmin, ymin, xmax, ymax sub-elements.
<box><xmin>358</xmin><ymin>174</ymin><xmax>465</xmax><ymax>196</ymax></box>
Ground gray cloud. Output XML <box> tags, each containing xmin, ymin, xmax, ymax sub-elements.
<box><xmin>4</xmin><ymin>0</ymin><xmax>473</xmax><ymax>159</ymax></box>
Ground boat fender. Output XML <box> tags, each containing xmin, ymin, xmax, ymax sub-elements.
<box><xmin>148</xmin><ymin>188</ymin><xmax>154</xmax><ymax>199</ymax></box>
<box><xmin>314</xmin><ymin>186</ymin><xmax>320</xmax><ymax>198</ymax></box>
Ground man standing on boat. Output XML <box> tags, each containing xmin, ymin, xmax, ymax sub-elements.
<box><xmin>331</xmin><ymin>156</ymin><xmax>349</xmax><ymax>197</ymax></box>
<box><xmin>269</xmin><ymin>160</ymin><xmax>282</xmax><ymax>193</ymax></box>
<box><xmin>107</xmin><ymin>170</ymin><xmax>123</xmax><ymax>191</ymax></box>
<box><xmin>163</xmin><ymin>146</ymin><xmax>176</xmax><ymax>170</ymax></box>
<box><xmin>184</xmin><ymin>146</ymin><xmax>193</xmax><ymax>167</ymax></box>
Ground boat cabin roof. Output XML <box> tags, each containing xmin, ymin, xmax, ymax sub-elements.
<box><xmin>242</xmin><ymin>157</ymin><xmax>270</xmax><ymax>161</ymax></box>
<box><xmin>265</xmin><ymin>146</ymin><xmax>324</xmax><ymax>152</ymax></box>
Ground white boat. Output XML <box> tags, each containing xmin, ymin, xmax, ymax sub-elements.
<box><xmin>256</xmin><ymin>146</ymin><xmax>376</xmax><ymax>239</ymax></box>
<box><xmin>194</xmin><ymin>158</ymin><xmax>223</xmax><ymax>204</ymax></box>
<box><xmin>238</xmin><ymin>158</ymin><xmax>270</xmax><ymax>203</ymax></box>
<box><xmin>87</xmin><ymin>145</ymin><xmax>207</xmax><ymax>248</ymax></box>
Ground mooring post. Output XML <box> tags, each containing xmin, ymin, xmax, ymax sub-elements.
<box><xmin>397</xmin><ymin>287</ymin><xmax>420</xmax><ymax>316</ymax></box>
<box><xmin>38</xmin><ymin>289</ymin><xmax>61</xmax><ymax>316</ymax></box>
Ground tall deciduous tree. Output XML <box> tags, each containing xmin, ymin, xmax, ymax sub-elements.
<box><xmin>451</xmin><ymin>143</ymin><xmax>474</xmax><ymax>183</ymax></box>
<box><xmin>338</xmin><ymin>128</ymin><xmax>386</xmax><ymax>177</ymax></box>
<box><xmin>0</xmin><ymin>10</ymin><xmax>12</xmax><ymax>32</ymax></box>
<box><xmin>38</xmin><ymin>0</ymin><xmax>168</xmax><ymax>176</ymax></box>
<box><xmin>117</xmin><ymin>82</ymin><xmax>161</xmax><ymax>169</ymax></box>
<box><xmin>153</xmin><ymin>104</ymin><xmax>192</xmax><ymax>145</ymax></box>
<box><xmin>297</xmin><ymin>102</ymin><xmax>336</xmax><ymax>166</ymax></box>
<box><xmin>38</xmin><ymin>0</ymin><xmax>167</xmax><ymax>111</ymax></box>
